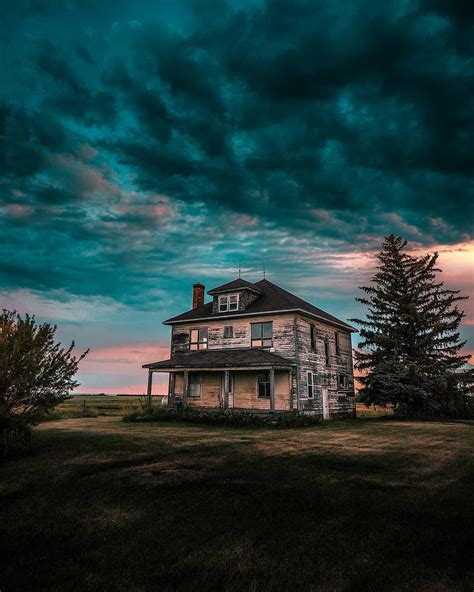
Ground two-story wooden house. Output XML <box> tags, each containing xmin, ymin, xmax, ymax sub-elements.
<box><xmin>143</xmin><ymin>278</ymin><xmax>356</xmax><ymax>418</ymax></box>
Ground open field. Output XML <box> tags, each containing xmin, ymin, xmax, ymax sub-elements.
<box><xmin>48</xmin><ymin>394</ymin><xmax>164</xmax><ymax>419</ymax></box>
<box><xmin>1</xmin><ymin>416</ymin><xmax>472</xmax><ymax>591</ymax></box>
<box><xmin>50</xmin><ymin>395</ymin><xmax>391</xmax><ymax>420</ymax></box>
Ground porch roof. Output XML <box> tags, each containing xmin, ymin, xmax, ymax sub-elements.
<box><xmin>143</xmin><ymin>348</ymin><xmax>295</xmax><ymax>371</ymax></box>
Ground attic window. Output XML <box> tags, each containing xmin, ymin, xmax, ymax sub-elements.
<box><xmin>218</xmin><ymin>294</ymin><xmax>239</xmax><ymax>312</ymax></box>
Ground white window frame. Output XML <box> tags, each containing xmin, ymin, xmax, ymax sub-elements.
<box><xmin>307</xmin><ymin>371</ymin><xmax>314</xmax><ymax>399</ymax></box>
<box><xmin>218</xmin><ymin>293</ymin><xmax>239</xmax><ymax>312</ymax></box>
<box><xmin>223</xmin><ymin>325</ymin><xmax>233</xmax><ymax>338</ymax></box>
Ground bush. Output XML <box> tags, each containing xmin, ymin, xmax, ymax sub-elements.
<box><xmin>0</xmin><ymin>417</ymin><xmax>32</xmax><ymax>458</ymax></box>
<box><xmin>123</xmin><ymin>406</ymin><xmax>323</xmax><ymax>428</ymax></box>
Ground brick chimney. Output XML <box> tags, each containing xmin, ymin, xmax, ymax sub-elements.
<box><xmin>192</xmin><ymin>283</ymin><xmax>205</xmax><ymax>309</ymax></box>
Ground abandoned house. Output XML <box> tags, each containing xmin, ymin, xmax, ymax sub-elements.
<box><xmin>143</xmin><ymin>278</ymin><xmax>356</xmax><ymax>418</ymax></box>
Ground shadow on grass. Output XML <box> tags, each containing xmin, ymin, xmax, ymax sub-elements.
<box><xmin>0</xmin><ymin>420</ymin><xmax>472</xmax><ymax>591</ymax></box>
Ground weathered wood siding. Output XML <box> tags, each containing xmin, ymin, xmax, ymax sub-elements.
<box><xmin>174</xmin><ymin>372</ymin><xmax>221</xmax><ymax>408</ymax></box>
<box><xmin>295</xmin><ymin>315</ymin><xmax>355</xmax><ymax>416</ymax></box>
<box><xmin>167</xmin><ymin>311</ymin><xmax>355</xmax><ymax>417</ymax></box>
<box><xmin>233</xmin><ymin>370</ymin><xmax>291</xmax><ymax>411</ymax></box>
<box><xmin>173</xmin><ymin>369</ymin><xmax>292</xmax><ymax>411</ymax></box>
<box><xmin>171</xmin><ymin>313</ymin><xmax>297</xmax><ymax>359</ymax></box>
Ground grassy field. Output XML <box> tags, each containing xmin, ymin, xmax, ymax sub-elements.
<box><xmin>1</xmin><ymin>415</ymin><xmax>472</xmax><ymax>591</ymax></box>
<box><xmin>50</xmin><ymin>395</ymin><xmax>391</xmax><ymax>419</ymax></box>
<box><xmin>47</xmin><ymin>394</ymin><xmax>163</xmax><ymax>419</ymax></box>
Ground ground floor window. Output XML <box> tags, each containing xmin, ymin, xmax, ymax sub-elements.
<box><xmin>257</xmin><ymin>371</ymin><xmax>271</xmax><ymax>398</ymax></box>
<box><xmin>188</xmin><ymin>373</ymin><xmax>201</xmax><ymax>398</ymax></box>
<box><xmin>307</xmin><ymin>371</ymin><xmax>314</xmax><ymax>398</ymax></box>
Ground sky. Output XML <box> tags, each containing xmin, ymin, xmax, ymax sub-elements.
<box><xmin>1</xmin><ymin>0</ymin><xmax>473</xmax><ymax>394</ymax></box>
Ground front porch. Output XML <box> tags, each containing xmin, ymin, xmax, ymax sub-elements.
<box><xmin>143</xmin><ymin>349</ymin><xmax>297</xmax><ymax>412</ymax></box>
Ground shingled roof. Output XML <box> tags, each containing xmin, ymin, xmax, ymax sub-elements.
<box><xmin>164</xmin><ymin>278</ymin><xmax>355</xmax><ymax>331</ymax></box>
<box><xmin>207</xmin><ymin>278</ymin><xmax>263</xmax><ymax>295</ymax></box>
<box><xmin>143</xmin><ymin>348</ymin><xmax>295</xmax><ymax>370</ymax></box>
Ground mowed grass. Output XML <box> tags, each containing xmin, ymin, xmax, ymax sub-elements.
<box><xmin>1</xmin><ymin>417</ymin><xmax>473</xmax><ymax>591</ymax></box>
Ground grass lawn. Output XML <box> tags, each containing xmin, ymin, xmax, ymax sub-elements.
<box><xmin>1</xmin><ymin>416</ymin><xmax>472</xmax><ymax>591</ymax></box>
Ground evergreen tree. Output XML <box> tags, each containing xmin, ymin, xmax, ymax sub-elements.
<box><xmin>351</xmin><ymin>235</ymin><xmax>473</xmax><ymax>417</ymax></box>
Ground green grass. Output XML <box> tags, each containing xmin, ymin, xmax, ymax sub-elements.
<box><xmin>1</xmin><ymin>416</ymin><xmax>472</xmax><ymax>591</ymax></box>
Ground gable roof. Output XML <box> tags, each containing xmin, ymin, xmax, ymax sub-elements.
<box><xmin>164</xmin><ymin>278</ymin><xmax>355</xmax><ymax>332</ymax></box>
<box><xmin>143</xmin><ymin>348</ymin><xmax>295</xmax><ymax>370</ymax></box>
<box><xmin>207</xmin><ymin>278</ymin><xmax>263</xmax><ymax>295</ymax></box>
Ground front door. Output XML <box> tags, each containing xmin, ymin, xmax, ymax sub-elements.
<box><xmin>322</xmin><ymin>387</ymin><xmax>330</xmax><ymax>420</ymax></box>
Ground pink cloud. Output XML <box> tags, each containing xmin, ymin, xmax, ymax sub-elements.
<box><xmin>76</xmin><ymin>341</ymin><xmax>171</xmax><ymax>395</ymax></box>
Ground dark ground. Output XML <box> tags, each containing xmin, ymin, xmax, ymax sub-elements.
<box><xmin>1</xmin><ymin>416</ymin><xmax>472</xmax><ymax>591</ymax></box>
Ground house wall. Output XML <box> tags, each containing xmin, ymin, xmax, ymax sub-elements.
<box><xmin>295</xmin><ymin>315</ymin><xmax>355</xmax><ymax>416</ymax></box>
<box><xmin>168</xmin><ymin>311</ymin><xmax>355</xmax><ymax>417</ymax></box>
<box><xmin>171</xmin><ymin>313</ymin><xmax>297</xmax><ymax>359</ymax></box>
<box><xmin>173</xmin><ymin>369</ymin><xmax>292</xmax><ymax>411</ymax></box>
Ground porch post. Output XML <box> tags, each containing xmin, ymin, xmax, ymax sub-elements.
<box><xmin>146</xmin><ymin>370</ymin><xmax>153</xmax><ymax>408</ymax></box>
<box><xmin>269</xmin><ymin>367</ymin><xmax>275</xmax><ymax>412</ymax></box>
<box><xmin>183</xmin><ymin>370</ymin><xmax>189</xmax><ymax>402</ymax></box>
<box><xmin>169</xmin><ymin>372</ymin><xmax>176</xmax><ymax>408</ymax></box>
<box><xmin>224</xmin><ymin>370</ymin><xmax>230</xmax><ymax>409</ymax></box>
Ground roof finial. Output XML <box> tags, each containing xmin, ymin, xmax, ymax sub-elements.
<box><xmin>238</xmin><ymin>260</ymin><xmax>241</xmax><ymax>279</ymax></box>
<box><xmin>263</xmin><ymin>260</ymin><xmax>266</xmax><ymax>279</ymax></box>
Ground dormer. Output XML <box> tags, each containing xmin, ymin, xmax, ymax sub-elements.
<box><xmin>207</xmin><ymin>278</ymin><xmax>263</xmax><ymax>315</ymax></box>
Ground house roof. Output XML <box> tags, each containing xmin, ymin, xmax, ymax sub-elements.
<box><xmin>207</xmin><ymin>278</ymin><xmax>264</xmax><ymax>295</ymax></box>
<box><xmin>143</xmin><ymin>348</ymin><xmax>295</xmax><ymax>370</ymax></box>
<box><xmin>164</xmin><ymin>278</ymin><xmax>355</xmax><ymax>332</ymax></box>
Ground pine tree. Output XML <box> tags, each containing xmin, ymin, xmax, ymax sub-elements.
<box><xmin>351</xmin><ymin>235</ymin><xmax>473</xmax><ymax>418</ymax></box>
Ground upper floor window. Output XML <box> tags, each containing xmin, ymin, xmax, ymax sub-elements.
<box><xmin>335</xmin><ymin>332</ymin><xmax>340</xmax><ymax>355</ymax></box>
<box><xmin>307</xmin><ymin>371</ymin><xmax>314</xmax><ymax>399</ymax></box>
<box><xmin>324</xmin><ymin>338</ymin><xmax>330</xmax><ymax>365</ymax></box>
<box><xmin>218</xmin><ymin>293</ymin><xmax>239</xmax><ymax>312</ymax></box>
<box><xmin>190</xmin><ymin>327</ymin><xmax>208</xmax><ymax>350</ymax></box>
<box><xmin>310</xmin><ymin>325</ymin><xmax>317</xmax><ymax>351</ymax></box>
<box><xmin>188</xmin><ymin>373</ymin><xmax>201</xmax><ymax>398</ymax></box>
<box><xmin>251</xmin><ymin>322</ymin><xmax>273</xmax><ymax>348</ymax></box>
<box><xmin>337</xmin><ymin>373</ymin><xmax>347</xmax><ymax>391</ymax></box>
<box><xmin>223</xmin><ymin>325</ymin><xmax>233</xmax><ymax>338</ymax></box>
<box><xmin>257</xmin><ymin>371</ymin><xmax>271</xmax><ymax>398</ymax></box>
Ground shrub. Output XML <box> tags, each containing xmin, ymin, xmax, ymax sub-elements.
<box><xmin>0</xmin><ymin>417</ymin><xmax>32</xmax><ymax>458</ymax></box>
<box><xmin>0</xmin><ymin>309</ymin><xmax>88</xmax><ymax>457</ymax></box>
<box><xmin>123</xmin><ymin>406</ymin><xmax>323</xmax><ymax>428</ymax></box>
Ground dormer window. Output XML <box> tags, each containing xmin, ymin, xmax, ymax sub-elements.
<box><xmin>218</xmin><ymin>293</ymin><xmax>239</xmax><ymax>313</ymax></box>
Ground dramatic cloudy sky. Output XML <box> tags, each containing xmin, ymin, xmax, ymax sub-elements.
<box><xmin>1</xmin><ymin>0</ymin><xmax>473</xmax><ymax>393</ymax></box>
